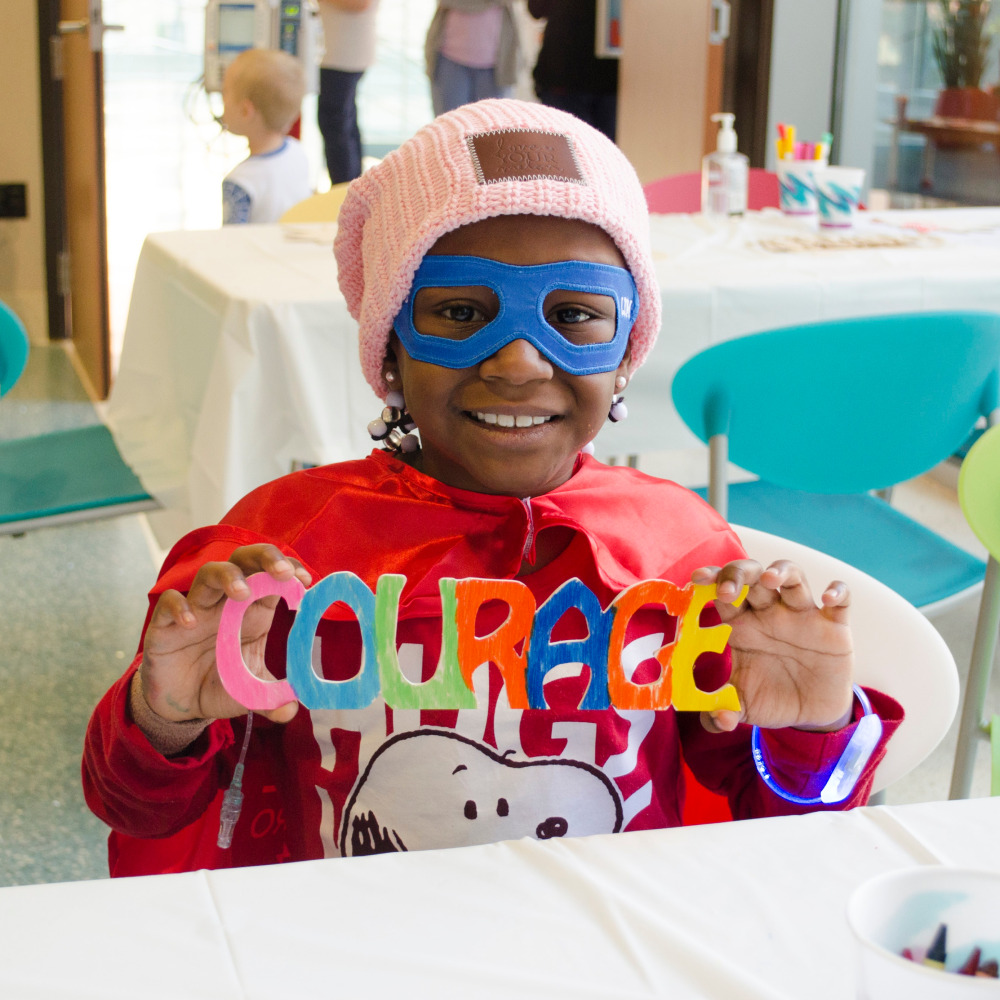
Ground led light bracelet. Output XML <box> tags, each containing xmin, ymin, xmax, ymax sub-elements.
<box><xmin>751</xmin><ymin>685</ymin><xmax>883</xmax><ymax>805</ymax></box>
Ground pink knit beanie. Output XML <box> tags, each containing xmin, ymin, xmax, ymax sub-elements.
<box><xmin>334</xmin><ymin>98</ymin><xmax>661</xmax><ymax>399</ymax></box>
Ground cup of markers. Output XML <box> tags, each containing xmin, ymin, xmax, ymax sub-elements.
<box><xmin>815</xmin><ymin>166</ymin><xmax>865</xmax><ymax>230</ymax></box>
<box><xmin>774</xmin><ymin>124</ymin><xmax>830</xmax><ymax>218</ymax></box>
<box><xmin>848</xmin><ymin>867</ymin><xmax>1000</xmax><ymax>998</ymax></box>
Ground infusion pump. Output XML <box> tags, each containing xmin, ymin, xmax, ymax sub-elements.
<box><xmin>204</xmin><ymin>0</ymin><xmax>323</xmax><ymax>94</ymax></box>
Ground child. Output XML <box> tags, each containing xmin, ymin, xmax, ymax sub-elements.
<box><xmin>220</xmin><ymin>47</ymin><xmax>312</xmax><ymax>225</ymax></box>
<box><xmin>83</xmin><ymin>99</ymin><xmax>901</xmax><ymax>876</ymax></box>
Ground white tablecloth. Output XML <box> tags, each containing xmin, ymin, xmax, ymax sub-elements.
<box><xmin>107</xmin><ymin>208</ymin><xmax>1000</xmax><ymax>548</ymax></box>
<box><xmin>1</xmin><ymin>797</ymin><xmax>997</xmax><ymax>999</ymax></box>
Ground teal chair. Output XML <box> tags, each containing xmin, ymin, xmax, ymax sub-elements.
<box><xmin>0</xmin><ymin>300</ymin><xmax>157</xmax><ymax>535</ymax></box>
<box><xmin>671</xmin><ymin>311</ymin><xmax>1000</xmax><ymax>615</ymax></box>
<box><xmin>950</xmin><ymin>423</ymin><xmax>1000</xmax><ymax>798</ymax></box>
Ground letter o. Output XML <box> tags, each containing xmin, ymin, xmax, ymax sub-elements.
<box><xmin>286</xmin><ymin>572</ymin><xmax>381</xmax><ymax>710</ymax></box>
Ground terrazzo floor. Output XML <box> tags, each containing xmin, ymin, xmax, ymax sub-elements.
<box><xmin>0</xmin><ymin>345</ymin><xmax>996</xmax><ymax>887</ymax></box>
<box><xmin>0</xmin><ymin>347</ymin><xmax>158</xmax><ymax>886</ymax></box>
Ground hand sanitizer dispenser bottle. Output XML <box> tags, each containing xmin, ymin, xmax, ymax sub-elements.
<box><xmin>701</xmin><ymin>112</ymin><xmax>749</xmax><ymax>217</ymax></box>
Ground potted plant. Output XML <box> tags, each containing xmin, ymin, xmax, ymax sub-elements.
<box><xmin>930</xmin><ymin>0</ymin><xmax>998</xmax><ymax>118</ymax></box>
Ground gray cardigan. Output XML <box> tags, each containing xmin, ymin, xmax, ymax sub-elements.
<box><xmin>424</xmin><ymin>0</ymin><xmax>523</xmax><ymax>88</ymax></box>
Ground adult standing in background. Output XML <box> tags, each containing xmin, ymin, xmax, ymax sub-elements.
<box><xmin>425</xmin><ymin>0</ymin><xmax>523</xmax><ymax>116</ymax></box>
<box><xmin>318</xmin><ymin>0</ymin><xmax>381</xmax><ymax>184</ymax></box>
<box><xmin>528</xmin><ymin>0</ymin><xmax>618</xmax><ymax>142</ymax></box>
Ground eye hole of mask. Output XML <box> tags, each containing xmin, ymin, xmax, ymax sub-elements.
<box><xmin>412</xmin><ymin>286</ymin><xmax>619</xmax><ymax>345</ymax></box>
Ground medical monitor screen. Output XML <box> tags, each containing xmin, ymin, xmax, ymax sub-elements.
<box><xmin>218</xmin><ymin>4</ymin><xmax>257</xmax><ymax>51</ymax></box>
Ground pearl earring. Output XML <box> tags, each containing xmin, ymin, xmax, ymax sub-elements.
<box><xmin>608</xmin><ymin>394</ymin><xmax>628</xmax><ymax>423</ymax></box>
<box><xmin>615</xmin><ymin>375</ymin><xmax>627</xmax><ymax>391</ymax></box>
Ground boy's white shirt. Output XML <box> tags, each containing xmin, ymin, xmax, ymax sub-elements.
<box><xmin>222</xmin><ymin>137</ymin><xmax>312</xmax><ymax>225</ymax></box>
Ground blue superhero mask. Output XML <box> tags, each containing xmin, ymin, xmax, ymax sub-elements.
<box><xmin>392</xmin><ymin>255</ymin><xmax>639</xmax><ymax>376</ymax></box>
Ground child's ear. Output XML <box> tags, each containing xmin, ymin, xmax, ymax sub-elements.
<box><xmin>616</xmin><ymin>345</ymin><xmax>632</xmax><ymax>385</ymax></box>
<box><xmin>383</xmin><ymin>337</ymin><xmax>401</xmax><ymax>388</ymax></box>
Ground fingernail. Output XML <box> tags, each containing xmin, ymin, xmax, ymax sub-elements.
<box><xmin>274</xmin><ymin>559</ymin><xmax>292</xmax><ymax>574</ymax></box>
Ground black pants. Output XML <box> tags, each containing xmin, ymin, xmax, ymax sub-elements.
<box><xmin>318</xmin><ymin>67</ymin><xmax>365</xmax><ymax>184</ymax></box>
<box><xmin>536</xmin><ymin>87</ymin><xmax>618</xmax><ymax>144</ymax></box>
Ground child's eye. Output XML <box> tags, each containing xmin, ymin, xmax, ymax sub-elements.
<box><xmin>441</xmin><ymin>304</ymin><xmax>486</xmax><ymax>324</ymax></box>
<box><xmin>550</xmin><ymin>306</ymin><xmax>594</xmax><ymax>325</ymax></box>
<box><xmin>544</xmin><ymin>291</ymin><xmax>618</xmax><ymax>344</ymax></box>
<box><xmin>413</xmin><ymin>286</ymin><xmax>499</xmax><ymax>339</ymax></box>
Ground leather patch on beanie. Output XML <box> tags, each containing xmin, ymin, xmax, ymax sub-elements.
<box><xmin>467</xmin><ymin>129</ymin><xmax>584</xmax><ymax>185</ymax></box>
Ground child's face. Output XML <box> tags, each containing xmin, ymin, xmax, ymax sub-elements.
<box><xmin>388</xmin><ymin>215</ymin><xmax>632</xmax><ymax>498</ymax></box>
<box><xmin>220</xmin><ymin>65</ymin><xmax>250</xmax><ymax>137</ymax></box>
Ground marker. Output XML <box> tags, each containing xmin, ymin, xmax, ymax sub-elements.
<box><xmin>923</xmin><ymin>923</ymin><xmax>947</xmax><ymax>970</ymax></box>
<box><xmin>958</xmin><ymin>946</ymin><xmax>981</xmax><ymax>976</ymax></box>
<box><xmin>976</xmin><ymin>959</ymin><xmax>999</xmax><ymax>978</ymax></box>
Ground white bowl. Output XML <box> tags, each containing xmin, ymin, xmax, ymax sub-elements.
<box><xmin>848</xmin><ymin>866</ymin><xmax>1000</xmax><ymax>998</ymax></box>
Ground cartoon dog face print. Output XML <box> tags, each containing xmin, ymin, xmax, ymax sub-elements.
<box><xmin>340</xmin><ymin>730</ymin><xmax>623</xmax><ymax>857</ymax></box>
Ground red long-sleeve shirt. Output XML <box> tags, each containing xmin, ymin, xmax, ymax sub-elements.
<box><xmin>83</xmin><ymin>452</ymin><xmax>901</xmax><ymax>876</ymax></box>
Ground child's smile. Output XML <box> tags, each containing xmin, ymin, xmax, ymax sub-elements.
<box><xmin>470</xmin><ymin>411</ymin><xmax>553</xmax><ymax>428</ymax></box>
<box><xmin>387</xmin><ymin>215</ymin><xmax>632</xmax><ymax>498</ymax></box>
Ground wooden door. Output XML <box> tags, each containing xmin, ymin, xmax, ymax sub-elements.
<box><xmin>616</xmin><ymin>0</ymin><xmax>730</xmax><ymax>183</ymax></box>
<box><xmin>39</xmin><ymin>0</ymin><xmax>115</xmax><ymax>399</ymax></box>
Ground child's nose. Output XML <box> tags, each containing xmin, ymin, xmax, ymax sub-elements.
<box><xmin>481</xmin><ymin>338</ymin><xmax>554</xmax><ymax>383</ymax></box>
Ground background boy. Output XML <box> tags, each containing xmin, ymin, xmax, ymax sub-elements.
<box><xmin>221</xmin><ymin>48</ymin><xmax>312</xmax><ymax>225</ymax></box>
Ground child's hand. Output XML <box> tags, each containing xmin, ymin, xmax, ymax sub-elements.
<box><xmin>138</xmin><ymin>544</ymin><xmax>312</xmax><ymax>728</ymax></box>
<box><xmin>690</xmin><ymin>559</ymin><xmax>854</xmax><ymax>734</ymax></box>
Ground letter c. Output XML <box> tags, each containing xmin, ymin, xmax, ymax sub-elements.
<box><xmin>216</xmin><ymin>571</ymin><xmax>304</xmax><ymax>710</ymax></box>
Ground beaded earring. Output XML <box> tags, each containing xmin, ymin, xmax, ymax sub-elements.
<box><xmin>368</xmin><ymin>380</ymin><xmax>420</xmax><ymax>453</ymax></box>
<box><xmin>608</xmin><ymin>395</ymin><xmax>628</xmax><ymax>422</ymax></box>
<box><xmin>609</xmin><ymin>376</ymin><xmax>628</xmax><ymax>422</ymax></box>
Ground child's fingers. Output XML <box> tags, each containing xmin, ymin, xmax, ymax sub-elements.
<box><xmin>148</xmin><ymin>589</ymin><xmax>197</xmax><ymax>629</ymax></box>
<box><xmin>751</xmin><ymin>560</ymin><xmax>817</xmax><ymax>611</ymax></box>
<box><xmin>176</xmin><ymin>548</ymin><xmax>311</xmax><ymax>619</ymax></box>
<box><xmin>188</xmin><ymin>561</ymin><xmax>253</xmax><ymax>607</ymax></box>
<box><xmin>700</xmin><ymin>709</ymin><xmax>742</xmax><ymax>733</ymax></box>
<box><xmin>820</xmin><ymin>580</ymin><xmax>851</xmax><ymax>622</ymax></box>
<box><xmin>260</xmin><ymin>701</ymin><xmax>299</xmax><ymax>725</ymax></box>
<box><xmin>229</xmin><ymin>544</ymin><xmax>312</xmax><ymax>586</ymax></box>
<box><xmin>691</xmin><ymin>559</ymin><xmax>762</xmax><ymax>603</ymax></box>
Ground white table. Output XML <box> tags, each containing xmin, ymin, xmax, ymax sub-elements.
<box><xmin>1</xmin><ymin>796</ymin><xmax>996</xmax><ymax>999</ymax></box>
<box><xmin>107</xmin><ymin>208</ymin><xmax>1000</xmax><ymax>548</ymax></box>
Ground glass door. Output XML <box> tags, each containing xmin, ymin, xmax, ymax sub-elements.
<box><xmin>101</xmin><ymin>0</ymin><xmax>437</xmax><ymax>371</ymax></box>
<box><xmin>871</xmin><ymin>0</ymin><xmax>1000</xmax><ymax>204</ymax></box>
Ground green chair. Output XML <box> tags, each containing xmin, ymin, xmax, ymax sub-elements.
<box><xmin>0</xmin><ymin>300</ymin><xmax>157</xmax><ymax>535</ymax></box>
<box><xmin>671</xmin><ymin>311</ymin><xmax>1000</xmax><ymax>615</ymax></box>
<box><xmin>950</xmin><ymin>423</ymin><xmax>1000</xmax><ymax>798</ymax></box>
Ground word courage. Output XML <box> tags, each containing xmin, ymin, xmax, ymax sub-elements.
<box><xmin>215</xmin><ymin>572</ymin><xmax>748</xmax><ymax>713</ymax></box>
